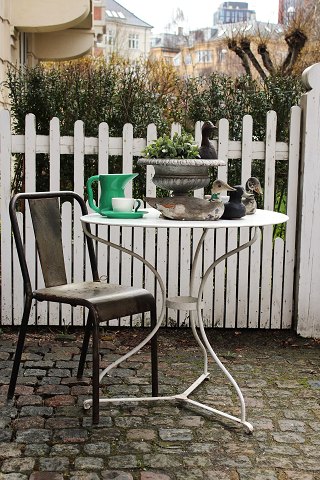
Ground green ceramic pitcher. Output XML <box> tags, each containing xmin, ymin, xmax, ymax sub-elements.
<box><xmin>86</xmin><ymin>173</ymin><xmax>138</xmax><ymax>213</ymax></box>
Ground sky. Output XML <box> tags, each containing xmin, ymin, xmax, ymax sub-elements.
<box><xmin>118</xmin><ymin>0</ymin><xmax>280</xmax><ymax>33</ymax></box>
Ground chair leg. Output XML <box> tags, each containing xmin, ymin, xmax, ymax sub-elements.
<box><xmin>7</xmin><ymin>296</ymin><xmax>32</xmax><ymax>399</ymax></box>
<box><xmin>150</xmin><ymin>304</ymin><xmax>158</xmax><ymax>397</ymax></box>
<box><xmin>91</xmin><ymin>311</ymin><xmax>100</xmax><ymax>425</ymax></box>
<box><xmin>77</xmin><ymin>311</ymin><xmax>93</xmax><ymax>379</ymax></box>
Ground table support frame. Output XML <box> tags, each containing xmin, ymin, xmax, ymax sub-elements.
<box><xmin>82</xmin><ymin>222</ymin><xmax>258</xmax><ymax>433</ymax></box>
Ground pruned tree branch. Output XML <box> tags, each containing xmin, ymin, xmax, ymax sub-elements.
<box><xmin>240</xmin><ymin>38</ymin><xmax>267</xmax><ymax>80</ymax></box>
<box><xmin>257</xmin><ymin>43</ymin><xmax>275</xmax><ymax>74</ymax></box>
<box><xmin>227</xmin><ymin>39</ymin><xmax>251</xmax><ymax>76</ymax></box>
<box><xmin>282</xmin><ymin>29</ymin><xmax>307</xmax><ymax>74</ymax></box>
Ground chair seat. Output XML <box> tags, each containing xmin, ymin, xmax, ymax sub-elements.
<box><xmin>34</xmin><ymin>281</ymin><xmax>155</xmax><ymax>321</ymax></box>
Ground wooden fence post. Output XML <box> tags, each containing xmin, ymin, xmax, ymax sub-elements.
<box><xmin>295</xmin><ymin>63</ymin><xmax>320</xmax><ymax>338</ymax></box>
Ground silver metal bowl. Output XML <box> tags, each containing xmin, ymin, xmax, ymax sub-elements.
<box><xmin>137</xmin><ymin>158</ymin><xmax>226</xmax><ymax>196</ymax></box>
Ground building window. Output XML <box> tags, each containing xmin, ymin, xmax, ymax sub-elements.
<box><xmin>173</xmin><ymin>53</ymin><xmax>181</xmax><ymax>66</ymax></box>
<box><xmin>107</xmin><ymin>29</ymin><xmax>115</xmax><ymax>46</ymax></box>
<box><xmin>218</xmin><ymin>48</ymin><xmax>227</xmax><ymax>62</ymax></box>
<box><xmin>196</xmin><ymin>50</ymin><xmax>212</xmax><ymax>63</ymax></box>
<box><xmin>94</xmin><ymin>6</ymin><xmax>102</xmax><ymax>20</ymax></box>
<box><xmin>19</xmin><ymin>32</ymin><xmax>28</xmax><ymax>67</ymax></box>
<box><xmin>184</xmin><ymin>54</ymin><xmax>192</xmax><ymax>65</ymax></box>
<box><xmin>128</xmin><ymin>33</ymin><xmax>139</xmax><ymax>49</ymax></box>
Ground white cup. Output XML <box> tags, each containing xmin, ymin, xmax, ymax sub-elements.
<box><xmin>111</xmin><ymin>197</ymin><xmax>142</xmax><ymax>212</ymax></box>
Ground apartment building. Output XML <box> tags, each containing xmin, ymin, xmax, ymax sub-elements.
<box><xmin>213</xmin><ymin>2</ymin><xmax>256</xmax><ymax>25</ymax></box>
<box><xmin>93</xmin><ymin>0</ymin><xmax>152</xmax><ymax>61</ymax></box>
<box><xmin>0</xmin><ymin>0</ymin><xmax>94</xmax><ymax>108</ymax></box>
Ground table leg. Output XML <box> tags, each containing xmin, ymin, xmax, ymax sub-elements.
<box><xmin>185</xmin><ymin>226</ymin><xmax>259</xmax><ymax>433</ymax></box>
<box><xmin>81</xmin><ymin>222</ymin><xmax>166</xmax><ymax>408</ymax></box>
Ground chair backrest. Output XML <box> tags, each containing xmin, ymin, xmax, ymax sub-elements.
<box><xmin>9</xmin><ymin>191</ymin><xmax>99</xmax><ymax>292</ymax></box>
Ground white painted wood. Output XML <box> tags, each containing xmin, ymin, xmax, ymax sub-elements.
<box><xmin>0</xmin><ymin>110</ymin><xmax>13</xmax><ymax>324</ymax></box>
<box><xmin>260</xmin><ymin>111</ymin><xmax>277</xmax><ymax>329</ymax></box>
<box><xmin>145</xmin><ymin>124</ymin><xmax>159</xmax><ymax>323</ymax></box>
<box><xmin>47</xmin><ymin>116</ymin><xmax>61</xmax><ymax>325</ymax></box>
<box><xmin>225</xmin><ymin>228</ymin><xmax>238</xmax><ymax>328</ymax></box>
<box><xmin>248</xmin><ymin>228</ymin><xmax>261</xmax><ymax>328</ymax></box>
<box><xmin>73</xmin><ymin>120</ymin><xmax>85</xmax><ymax>325</ymax></box>
<box><xmin>282</xmin><ymin>106</ymin><xmax>300</xmax><ymax>329</ymax></box>
<box><xmin>13</xmin><ymin>213</ymin><xmax>24</xmax><ymax>325</ymax></box>
<box><xmin>191</xmin><ymin>122</ymin><xmax>207</xmax><ymax>323</ymax></box>
<box><xmin>167</xmin><ymin>123</ymin><xmax>183</xmax><ymax>325</ymax></box>
<box><xmin>95</xmin><ymin>122</ymin><xmax>109</xmax><ymax>284</ymax></box>
<box><xmin>49</xmin><ymin>117</ymin><xmax>61</xmax><ymax>191</ymax></box>
<box><xmin>179</xmin><ymin>228</ymin><xmax>191</xmax><ymax>326</ymax></box>
<box><xmin>214</xmin><ymin>119</ymin><xmax>229</xmax><ymax>328</ymax></box>
<box><xmin>237</xmin><ymin>115</ymin><xmax>253</xmax><ymax>328</ymax></box>
<box><xmin>271</xmin><ymin>237</ymin><xmax>285</xmax><ymax>328</ymax></box>
<box><xmin>11</xmin><ymin>134</ymin><xmax>289</xmax><ymax>160</ymax></box>
<box><xmin>121</xmin><ymin>123</ymin><xmax>135</xmax><ymax>325</ymax></box>
<box><xmin>296</xmin><ymin>64</ymin><xmax>320</xmax><ymax>338</ymax></box>
<box><xmin>194</xmin><ymin>121</ymin><xmax>204</xmax><ymax>200</ymax></box>
<box><xmin>167</xmin><ymin>227</ymin><xmax>179</xmax><ymax>325</ymax></box>
<box><xmin>197</xmin><ymin>227</ymin><xmax>211</xmax><ymax>327</ymax></box>
<box><xmin>24</xmin><ymin>114</ymin><xmax>37</xmax><ymax>325</ymax></box>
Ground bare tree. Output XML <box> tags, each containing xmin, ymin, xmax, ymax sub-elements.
<box><xmin>226</xmin><ymin>0</ymin><xmax>320</xmax><ymax>80</ymax></box>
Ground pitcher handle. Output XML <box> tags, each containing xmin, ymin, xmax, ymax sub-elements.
<box><xmin>87</xmin><ymin>175</ymin><xmax>100</xmax><ymax>213</ymax></box>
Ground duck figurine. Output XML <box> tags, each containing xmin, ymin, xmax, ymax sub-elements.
<box><xmin>242</xmin><ymin>177</ymin><xmax>263</xmax><ymax>215</ymax></box>
<box><xmin>145</xmin><ymin>180</ymin><xmax>234</xmax><ymax>221</ymax></box>
<box><xmin>199</xmin><ymin>121</ymin><xmax>218</xmax><ymax>159</ymax></box>
<box><xmin>221</xmin><ymin>185</ymin><xmax>246</xmax><ymax>219</ymax></box>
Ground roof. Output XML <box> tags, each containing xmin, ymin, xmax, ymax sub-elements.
<box><xmin>103</xmin><ymin>0</ymin><xmax>153</xmax><ymax>28</ymax></box>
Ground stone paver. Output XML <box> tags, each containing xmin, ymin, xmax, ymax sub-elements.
<box><xmin>0</xmin><ymin>328</ymin><xmax>319</xmax><ymax>480</ymax></box>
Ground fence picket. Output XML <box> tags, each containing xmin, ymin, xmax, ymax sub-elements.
<box><xmin>248</xmin><ymin>228</ymin><xmax>261</xmax><ymax>328</ymax></box>
<box><xmin>282</xmin><ymin>106</ymin><xmax>300</xmax><ymax>328</ymax></box>
<box><xmin>96</xmin><ymin>122</ymin><xmax>109</xmax><ymax>288</ymax></box>
<box><xmin>225</xmin><ymin>228</ymin><xmax>238</xmax><ymax>328</ymax></box>
<box><xmin>260</xmin><ymin>111</ymin><xmax>277</xmax><ymax>328</ymax></box>
<box><xmin>213</xmin><ymin>119</ymin><xmax>229</xmax><ymax>327</ymax></box>
<box><xmin>13</xmin><ymin>213</ymin><xmax>24</xmax><ymax>325</ymax></box>
<box><xmin>121</xmin><ymin>123</ymin><xmax>134</xmax><ymax>325</ymax></box>
<box><xmin>24</xmin><ymin>114</ymin><xmax>37</xmax><ymax>325</ymax></box>
<box><xmin>48</xmin><ymin>116</ymin><xmax>61</xmax><ymax>325</ymax></box>
<box><xmin>144</xmin><ymin>124</ymin><xmax>159</xmax><ymax>323</ymax></box>
<box><xmin>73</xmin><ymin>120</ymin><xmax>85</xmax><ymax>325</ymax></box>
<box><xmin>271</xmin><ymin>237</ymin><xmax>285</xmax><ymax>328</ymax></box>
<box><xmin>0</xmin><ymin>110</ymin><xmax>13</xmax><ymax>324</ymax></box>
<box><xmin>237</xmin><ymin>115</ymin><xmax>253</xmax><ymax>328</ymax></box>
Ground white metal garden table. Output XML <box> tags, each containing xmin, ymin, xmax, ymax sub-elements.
<box><xmin>81</xmin><ymin>208</ymin><xmax>288</xmax><ymax>433</ymax></box>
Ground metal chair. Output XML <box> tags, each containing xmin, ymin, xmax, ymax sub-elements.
<box><xmin>7</xmin><ymin>191</ymin><xmax>158</xmax><ymax>424</ymax></box>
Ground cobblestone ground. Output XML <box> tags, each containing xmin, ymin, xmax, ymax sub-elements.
<box><xmin>0</xmin><ymin>327</ymin><xmax>319</xmax><ymax>480</ymax></box>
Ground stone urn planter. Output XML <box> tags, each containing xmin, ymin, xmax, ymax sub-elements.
<box><xmin>137</xmin><ymin>157</ymin><xmax>225</xmax><ymax>196</ymax></box>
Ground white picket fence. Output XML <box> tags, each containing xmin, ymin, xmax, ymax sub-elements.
<box><xmin>0</xmin><ymin>106</ymin><xmax>301</xmax><ymax>330</ymax></box>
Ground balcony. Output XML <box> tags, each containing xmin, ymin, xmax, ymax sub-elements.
<box><xmin>12</xmin><ymin>0</ymin><xmax>91</xmax><ymax>32</ymax></box>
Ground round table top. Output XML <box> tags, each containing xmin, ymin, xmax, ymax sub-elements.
<box><xmin>81</xmin><ymin>208</ymin><xmax>289</xmax><ymax>229</ymax></box>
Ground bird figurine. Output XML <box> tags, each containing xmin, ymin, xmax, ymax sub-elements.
<box><xmin>242</xmin><ymin>177</ymin><xmax>263</xmax><ymax>215</ymax></box>
<box><xmin>199</xmin><ymin>121</ymin><xmax>218</xmax><ymax>159</ymax></box>
<box><xmin>221</xmin><ymin>185</ymin><xmax>246</xmax><ymax>219</ymax></box>
<box><xmin>145</xmin><ymin>180</ymin><xmax>234</xmax><ymax>221</ymax></box>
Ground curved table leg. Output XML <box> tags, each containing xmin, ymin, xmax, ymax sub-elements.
<box><xmin>82</xmin><ymin>222</ymin><xmax>167</xmax><ymax>411</ymax></box>
<box><xmin>186</xmin><ymin>226</ymin><xmax>259</xmax><ymax>433</ymax></box>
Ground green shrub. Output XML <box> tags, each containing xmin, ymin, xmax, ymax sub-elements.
<box><xmin>6</xmin><ymin>56</ymin><xmax>304</xmax><ymax>205</ymax></box>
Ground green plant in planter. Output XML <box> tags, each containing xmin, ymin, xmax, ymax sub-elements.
<box><xmin>142</xmin><ymin>132</ymin><xmax>200</xmax><ymax>159</ymax></box>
